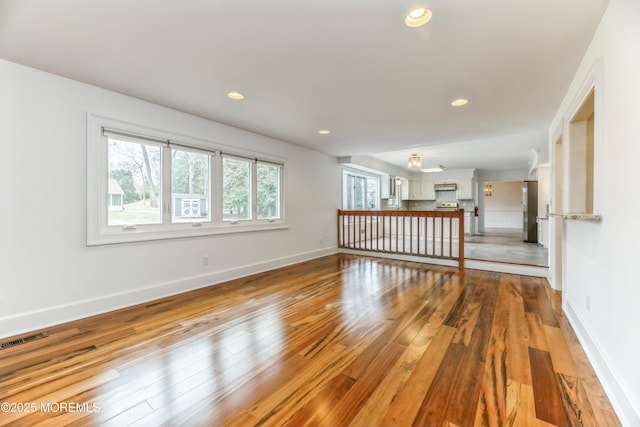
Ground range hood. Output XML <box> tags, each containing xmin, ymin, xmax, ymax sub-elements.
<box><xmin>434</xmin><ymin>183</ymin><xmax>457</xmax><ymax>191</ymax></box>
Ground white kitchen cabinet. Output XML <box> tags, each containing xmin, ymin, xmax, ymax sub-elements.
<box><xmin>400</xmin><ymin>179</ymin><xmax>409</xmax><ymax>200</ymax></box>
<box><xmin>403</xmin><ymin>180</ymin><xmax>436</xmax><ymax>200</ymax></box>
<box><xmin>463</xmin><ymin>211</ymin><xmax>478</xmax><ymax>235</ymax></box>
<box><xmin>450</xmin><ymin>218</ymin><xmax>460</xmax><ymax>240</ymax></box>
<box><xmin>464</xmin><ymin>212</ymin><xmax>470</xmax><ymax>235</ymax></box>
<box><xmin>380</xmin><ymin>175</ymin><xmax>390</xmax><ymax>199</ymax></box>
<box><xmin>402</xmin><ymin>180</ymin><xmax>423</xmax><ymax>200</ymax></box>
<box><xmin>409</xmin><ymin>180</ymin><xmax>421</xmax><ymax>200</ymax></box>
<box><xmin>456</xmin><ymin>179</ymin><xmax>473</xmax><ymax>200</ymax></box>
<box><xmin>421</xmin><ymin>180</ymin><xmax>435</xmax><ymax>200</ymax></box>
<box><xmin>430</xmin><ymin>217</ymin><xmax>460</xmax><ymax>240</ymax></box>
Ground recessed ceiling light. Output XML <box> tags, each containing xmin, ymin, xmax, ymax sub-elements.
<box><xmin>318</xmin><ymin>129</ymin><xmax>331</xmax><ymax>135</ymax></box>
<box><xmin>227</xmin><ymin>92</ymin><xmax>244</xmax><ymax>100</ymax></box>
<box><xmin>409</xmin><ymin>8</ymin><xmax>426</xmax><ymax>18</ymax></box>
<box><xmin>405</xmin><ymin>7</ymin><xmax>432</xmax><ymax>27</ymax></box>
<box><xmin>451</xmin><ymin>98</ymin><xmax>469</xmax><ymax>107</ymax></box>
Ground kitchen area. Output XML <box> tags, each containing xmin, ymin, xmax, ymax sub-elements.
<box><xmin>374</xmin><ymin>166</ymin><xmax>549</xmax><ymax>268</ymax></box>
<box><xmin>338</xmin><ymin>155</ymin><xmax>550</xmax><ymax>269</ymax></box>
<box><xmin>381</xmin><ymin>168</ymin><xmax>479</xmax><ymax>237</ymax></box>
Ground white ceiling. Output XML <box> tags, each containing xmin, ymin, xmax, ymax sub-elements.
<box><xmin>372</xmin><ymin>129</ymin><xmax>547</xmax><ymax>173</ymax></box>
<box><xmin>0</xmin><ymin>0</ymin><xmax>608</xmax><ymax>172</ymax></box>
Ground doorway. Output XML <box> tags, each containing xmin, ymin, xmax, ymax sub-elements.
<box><xmin>551</xmin><ymin>137</ymin><xmax>564</xmax><ymax>290</ymax></box>
<box><xmin>467</xmin><ymin>180</ymin><xmax>548</xmax><ymax>267</ymax></box>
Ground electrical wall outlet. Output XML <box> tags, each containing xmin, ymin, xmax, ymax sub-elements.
<box><xmin>586</xmin><ymin>295</ymin><xmax>591</xmax><ymax>312</ymax></box>
<box><xmin>202</xmin><ymin>255</ymin><xmax>209</xmax><ymax>266</ymax></box>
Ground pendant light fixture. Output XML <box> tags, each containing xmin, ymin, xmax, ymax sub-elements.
<box><xmin>408</xmin><ymin>154</ymin><xmax>422</xmax><ymax>168</ymax></box>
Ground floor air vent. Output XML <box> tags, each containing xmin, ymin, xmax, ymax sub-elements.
<box><xmin>1</xmin><ymin>332</ymin><xmax>49</xmax><ymax>350</ymax></box>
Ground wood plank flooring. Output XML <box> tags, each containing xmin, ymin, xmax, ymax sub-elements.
<box><xmin>0</xmin><ymin>254</ymin><xmax>620</xmax><ymax>426</ymax></box>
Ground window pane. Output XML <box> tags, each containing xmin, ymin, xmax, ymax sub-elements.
<box><xmin>354</xmin><ymin>176</ymin><xmax>365</xmax><ymax>210</ymax></box>
<box><xmin>345</xmin><ymin>174</ymin><xmax>354</xmax><ymax>210</ymax></box>
<box><xmin>222</xmin><ymin>157</ymin><xmax>251</xmax><ymax>221</ymax></box>
<box><xmin>366</xmin><ymin>177</ymin><xmax>379</xmax><ymax>209</ymax></box>
<box><xmin>107</xmin><ymin>137</ymin><xmax>162</xmax><ymax>226</ymax></box>
<box><xmin>257</xmin><ymin>163</ymin><xmax>281</xmax><ymax>220</ymax></box>
<box><xmin>171</xmin><ymin>149</ymin><xmax>210</xmax><ymax>223</ymax></box>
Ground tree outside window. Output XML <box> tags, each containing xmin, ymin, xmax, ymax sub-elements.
<box><xmin>222</xmin><ymin>156</ymin><xmax>251</xmax><ymax>220</ymax></box>
<box><xmin>107</xmin><ymin>137</ymin><xmax>162</xmax><ymax>226</ymax></box>
<box><xmin>171</xmin><ymin>149</ymin><xmax>210</xmax><ymax>223</ymax></box>
<box><xmin>257</xmin><ymin>163</ymin><xmax>280</xmax><ymax>219</ymax></box>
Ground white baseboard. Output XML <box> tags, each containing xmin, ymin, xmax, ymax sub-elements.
<box><xmin>564</xmin><ymin>300</ymin><xmax>639</xmax><ymax>427</ymax></box>
<box><xmin>0</xmin><ymin>246</ymin><xmax>338</xmax><ymax>340</ymax></box>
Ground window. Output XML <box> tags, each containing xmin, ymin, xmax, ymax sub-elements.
<box><xmin>343</xmin><ymin>171</ymin><xmax>380</xmax><ymax>210</ymax></box>
<box><xmin>222</xmin><ymin>157</ymin><xmax>283</xmax><ymax>222</ymax></box>
<box><xmin>257</xmin><ymin>162</ymin><xmax>281</xmax><ymax>220</ymax></box>
<box><xmin>366</xmin><ymin>177</ymin><xmax>379</xmax><ymax>209</ymax></box>
<box><xmin>222</xmin><ymin>156</ymin><xmax>251</xmax><ymax>221</ymax></box>
<box><xmin>107</xmin><ymin>136</ymin><xmax>163</xmax><ymax>226</ymax></box>
<box><xmin>172</xmin><ymin>148</ymin><xmax>210</xmax><ymax>223</ymax></box>
<box><xmin>87</xmin><ymin>115</ymin><xmax>286</xmax><ymax>245</ymax></box>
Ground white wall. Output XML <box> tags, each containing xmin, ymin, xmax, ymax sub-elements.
<box><xmin>548</xmin><ymin>0</ymin><xmax>640</xmax><ymax>424</ymax></box>
<box><xmin>411</xmin><ymin>168</ymin><xmax>475</xmax><ymax>182</ymax></box>
<box><xmin>476</xmin><ymin>169</ymin><xmax>528</xmax><ymax>233</ymax></box>
<box><xmin>484</xmin><ymin>181</ymin><xmax>523</xmax><ymax>230</ymax></box>
<box><xmin>536</xmin><ymin>165</ymin><xmax>550</xmax><ymax>217</ymax></box>
<box><xmin>0</xmin><ymin>59</ymin><xmax>340</xmax><ymax>338</ymax></box>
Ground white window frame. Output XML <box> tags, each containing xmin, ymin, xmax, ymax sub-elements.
<box><xmin>87</xmin><ymin>114</ymin><xmax>287</xmax><ymax>246</ymax></box>
<box><xmin>170</xmin><ymin>144</ymin><xmax>213</xmax><ymax>225</ymax></box>
<box><xmin>221</xmin><ymin>154</ymin><xmax>253</xmax><ymax>223</ymax></box>
<box><xmin>256</xmin><ymin>160</ymin><xmax>283</xmax><ymax>221</ymax></box>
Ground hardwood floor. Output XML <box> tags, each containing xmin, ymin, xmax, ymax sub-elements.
<box><xmin>0</xmin><ymin>254</ymin><xmax>620</xmax><ymax>426</ymax></box>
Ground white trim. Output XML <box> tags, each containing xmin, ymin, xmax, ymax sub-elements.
<box><xmin>565</xmin><ymin>65</ymin><xmax>597</xmax><ymax>123</ymax></box>
<box><xmin>256</xmin><ymin>161</ymin><xmax>283</xmax><ymax>221</ymax></box>
<box><xmin>341</xmin><ymin>169</ymin><xmax>381</xmax><ymax>210</ymax></box>
<box><xmin>562</xmin><ymin>58</ymin><xmax>604</xmax><ymax>217</ymax></box>
<box><xmin>221</xmin><ymin>155</ymin><xmax>253</xmax><ymax>222</ymax></box>
<box><xmin>564</xmin><ymin>300</ymin><xmax>640</xmax><ymax>427</ymax></box>
<box><xmin>341</xmin><ymin>165</ymin><xmax>384</xmax><ymax>180</ymax></box>
<box><xmin>0</xmin><ymin>246</ymin><xmax>338</xmax><ymax>340</ymax></box>
<box><xmin>90</xmin><ymin>222</ymin><xmax>290</xmax><ymax>246</ymax></box>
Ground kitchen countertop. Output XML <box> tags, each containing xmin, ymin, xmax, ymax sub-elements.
<box><xmin>548</xmin><ymin>213</ymin><xmax>603</xmax><ymax>222</ymax></box>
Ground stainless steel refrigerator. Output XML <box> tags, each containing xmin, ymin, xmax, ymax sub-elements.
<box><xmin>523</xmin><ymin>181</ymin><xmax>538</xmax><ymax>243</ymax></box>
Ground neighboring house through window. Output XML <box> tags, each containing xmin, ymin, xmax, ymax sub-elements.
<box><xmin>107</xmin><ymin>179</ymin><xmax>124</xmax><ymax>211</ymax></box>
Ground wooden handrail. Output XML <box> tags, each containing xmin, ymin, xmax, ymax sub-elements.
<box><xmin>337</xmin><ymin>209</ymin><xmax>465</xmax><ymax>270</ymax></box>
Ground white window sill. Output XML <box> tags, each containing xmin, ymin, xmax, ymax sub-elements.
<box><xmin>87</xmin><ymin>221</ymin><xmax>288</xmax><ymax>246</ymax></box>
